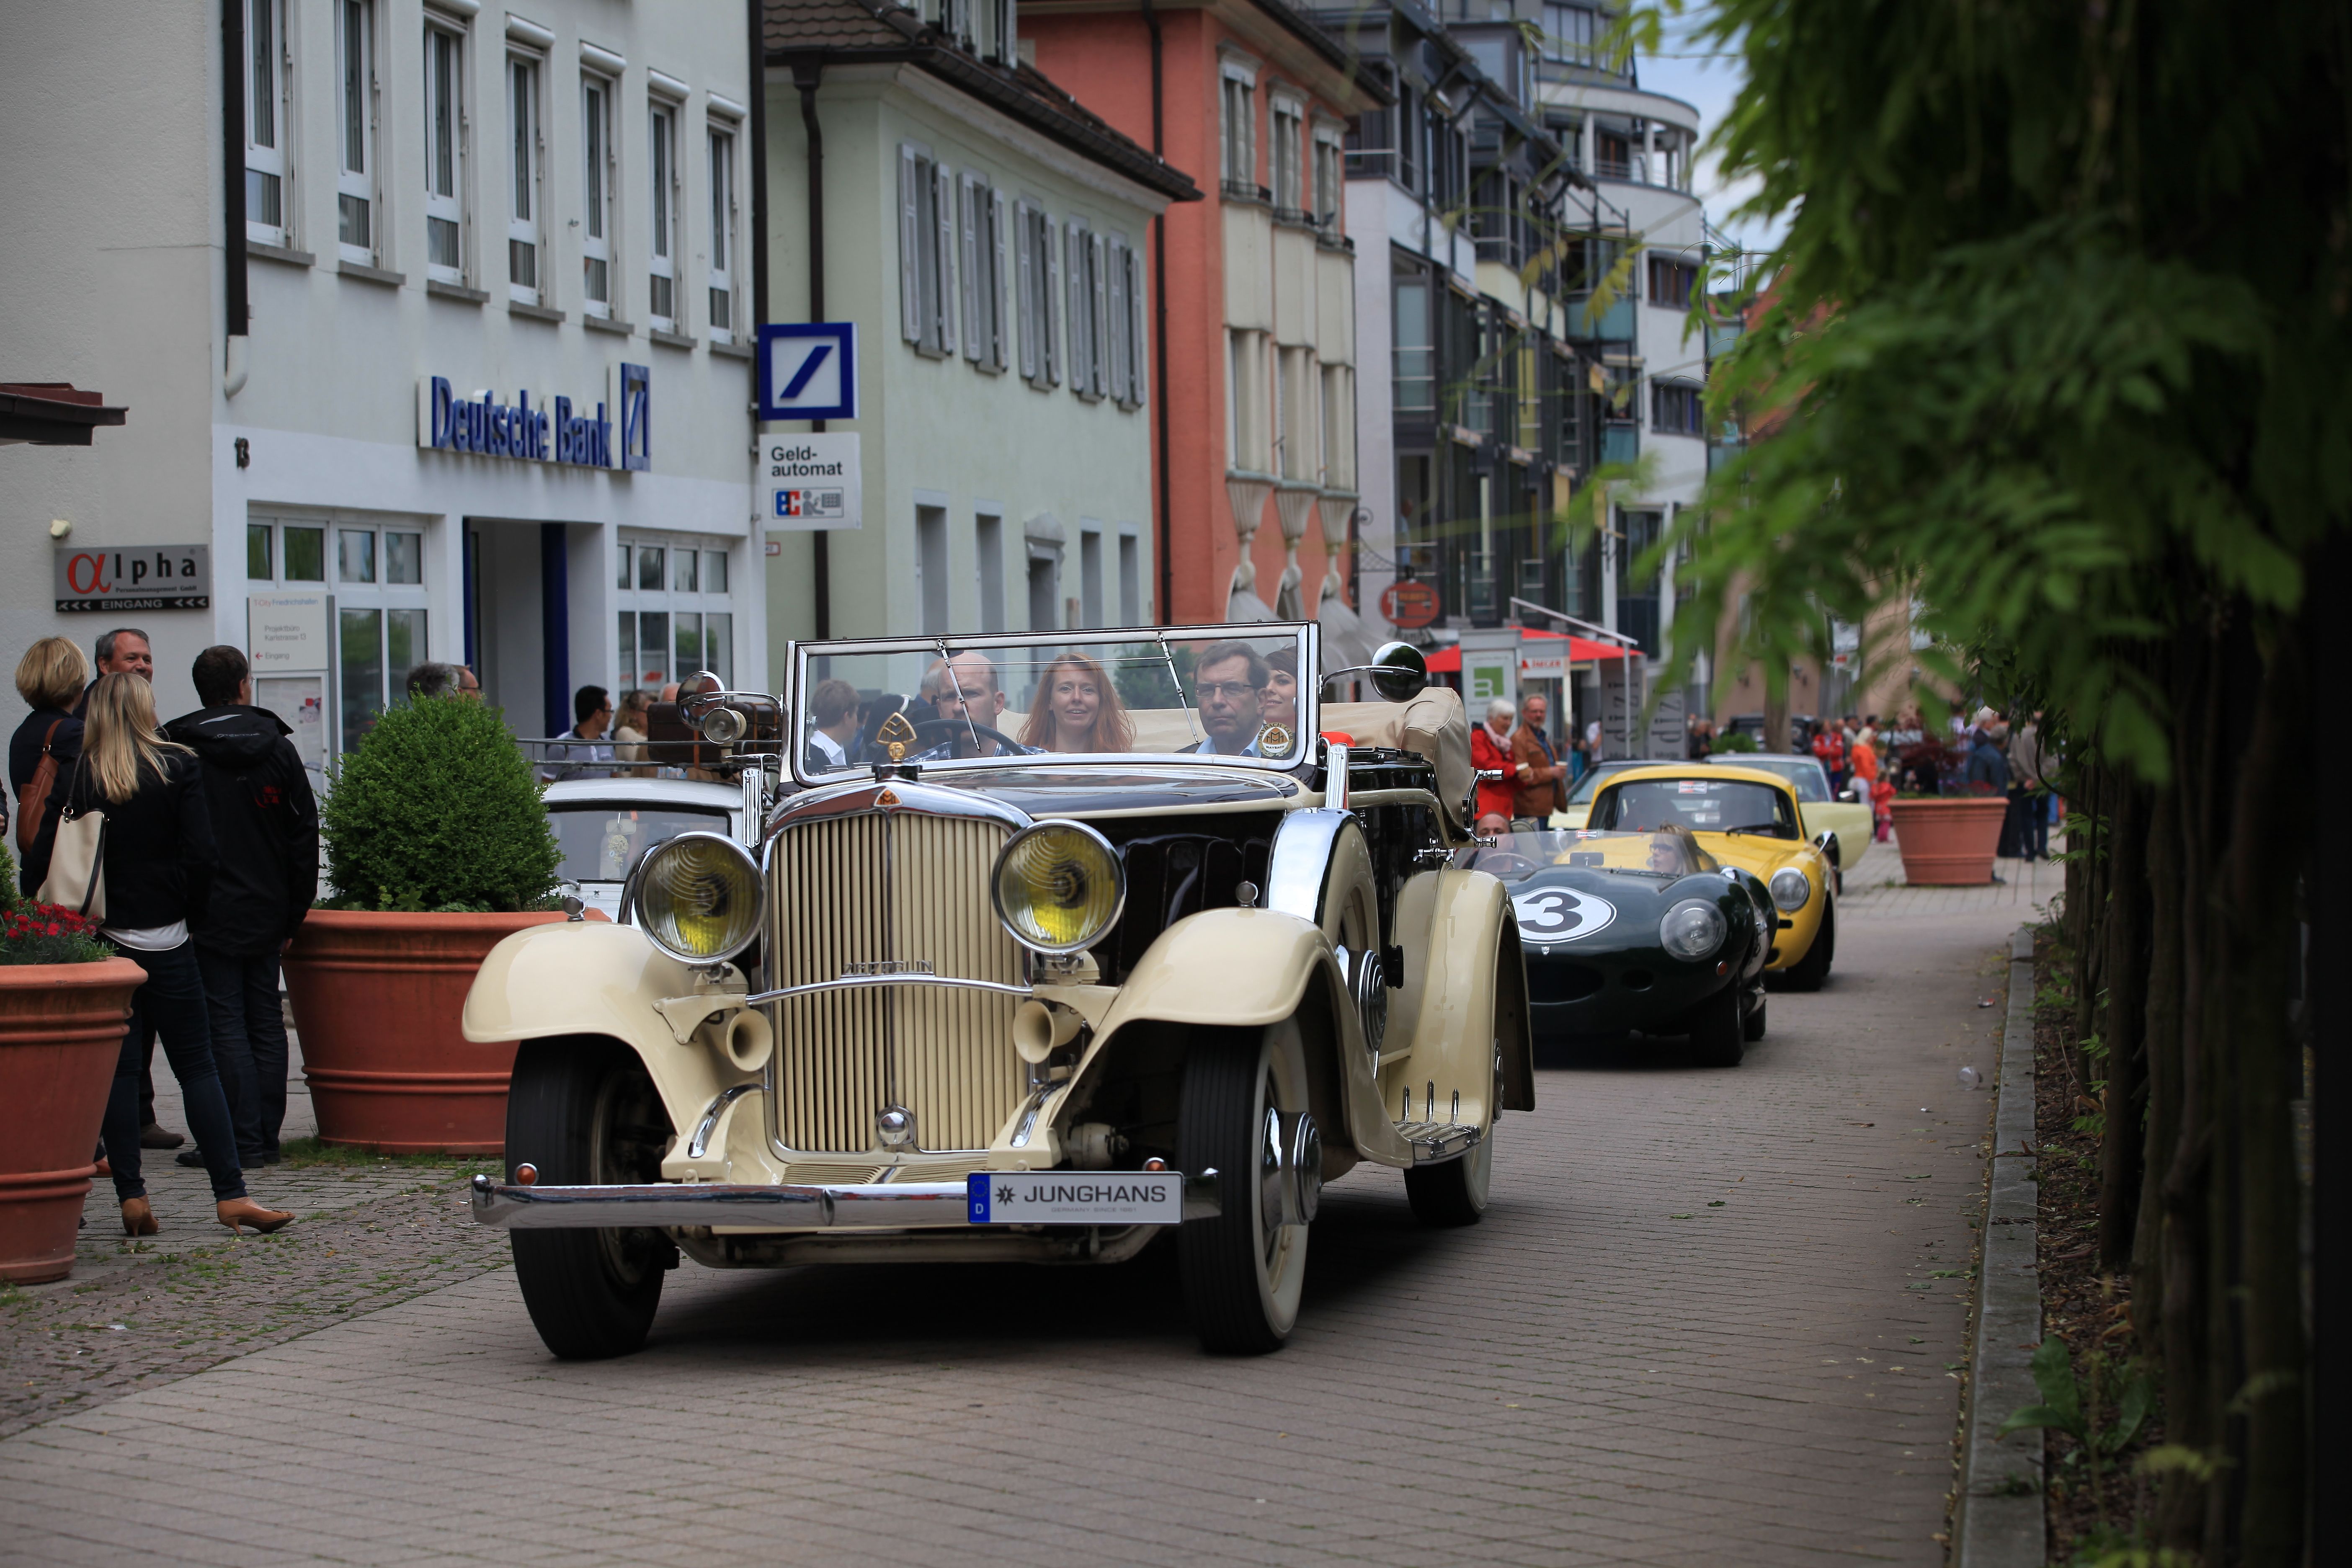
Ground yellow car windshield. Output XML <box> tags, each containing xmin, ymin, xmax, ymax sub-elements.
<box><xmin>1596</xmin><ymin>778</ymin><xmax>1799</xmax><ymax>839</ymax></box>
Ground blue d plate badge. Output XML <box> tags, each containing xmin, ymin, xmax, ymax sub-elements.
<box><xmin>967</xmin><ymin>1171</ymin><xmax>1184</xmax><ymax>1225</ymax></box>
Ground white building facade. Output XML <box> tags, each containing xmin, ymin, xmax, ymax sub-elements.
<box><xmin>1</xmin><ymin>0</ymin><xmax>757</xmax><ymax>754</ymax></box>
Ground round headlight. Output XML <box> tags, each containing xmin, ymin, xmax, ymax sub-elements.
<box><xmin>992</xmin><ymin>821</ymin><xmax>1125</xmax><ymax>954</ymax></box>
<box><xmin>633</xmin><ymin>831</ymin><xmax>763</xmax><ymax>963</ymax></box>
<box><xmin>1659</xmin><ymin>898</ymin><xmax>1728</xmax><ymax>961</ymax></box>
<box><xmin>1769</xmin><ymin>867</ymin><xmax>1812</xmax><ymax>912</ymax></box>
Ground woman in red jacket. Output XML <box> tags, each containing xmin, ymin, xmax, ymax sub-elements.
<box><xmin>1472</xmin><ymin>697</ymin><xmax>1523</xmax><ymax>823</ymax></box>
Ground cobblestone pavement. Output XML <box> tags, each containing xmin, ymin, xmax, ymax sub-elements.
<box><xmin>3</xmin><ymin>873</ymin><xmax>2040</xmax><ymax>1567</ymax></box>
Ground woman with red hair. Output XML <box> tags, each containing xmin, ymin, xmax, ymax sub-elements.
<box><xmin>1018</xmin><ymin>651</ymin><xmax>1136</xmax><ymax>754</ymax></box>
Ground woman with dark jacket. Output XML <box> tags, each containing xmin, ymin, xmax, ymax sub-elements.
<box><xmin>10</xmin><ymin>636</ymin><xmax>87</xmax><ymax>893</ymax></box>
<box><xmin>58</xmin><ymin>673</ymin><xmax>291</xmax><ymax>1237</ymax></box>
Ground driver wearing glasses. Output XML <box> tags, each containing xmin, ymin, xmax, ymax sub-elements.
<box><xmin>1181</xmin><ymin>640</ymin><xmax>1271</xmax><ymax>757</ymax></box>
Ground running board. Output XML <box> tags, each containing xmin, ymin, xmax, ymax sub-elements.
<box><xmin>1394</xmin><ymin>1120</ymin><xmax>1483</xmax><ymax>1163</ymax></box>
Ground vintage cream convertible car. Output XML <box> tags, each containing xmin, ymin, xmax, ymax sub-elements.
<box><xmin>464</xmin><ymin>625</ymin><xmax>1533</xmax><ymax>1359</ymax></box>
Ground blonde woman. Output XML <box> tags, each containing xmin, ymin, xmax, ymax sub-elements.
<box><xmin>10</xmin><ymin>636</ymin><xmax>88</xmax><ymax>893</ymax></box>
<box><xmin>611</xmin><ymin>689</ymin><xmax>655</xmax><ymax>776</ymax></box>
<box><xmin>61</xmin><ymin>673</ymin><xmax>291</xmax><ymax>1237</ymax></box>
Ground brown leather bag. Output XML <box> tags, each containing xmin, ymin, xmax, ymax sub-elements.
<box><xmin>13</xmin><ymin>720</ymin><xmax>64</xmax><ymax>858</ymax></box>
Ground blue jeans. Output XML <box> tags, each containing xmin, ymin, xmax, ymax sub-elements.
<box><xmin>195</xmin><ymin>947</ymin><xmax>289</xmax><ymax>1163</ymax></box>
<box><xmin>101</xmin><ymin>941</ymin><xmax>245</xmax><ymax>1203</ymax></box>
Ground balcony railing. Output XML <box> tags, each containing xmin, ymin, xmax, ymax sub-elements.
<box><xmin>1567</xmin><ymin>291</ymin><xmax>1636</xmax><ymax>342</ymax></box>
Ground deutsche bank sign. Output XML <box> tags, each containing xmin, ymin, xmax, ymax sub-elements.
<box><xmin>418</xmin><ymin>366</ymin><xmax>650</xmax><ymax>472</ymax></box>
<box><xmin>756</xmin><ymin>323</ymin><xmax>857</xmax><ymax>421</ymax></box>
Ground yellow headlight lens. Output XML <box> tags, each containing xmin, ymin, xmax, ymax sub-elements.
<box><xmin>992</xmin><ymin>822</ymin><xmax>1124</xmax><ymax>954</ymax></box>
<box><xmin>635</xmin><ymin>832</ymin><xmax>763</xmax><ymax>962</ymax></box>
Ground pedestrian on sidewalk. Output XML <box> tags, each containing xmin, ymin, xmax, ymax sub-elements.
<box><xmin>2002</xmin><ymin>711</ymin><xmax>2051</xmax><ymax>860</ymax></box>
<box><xmin>12</xmin><ymin>637</ymin><xmax>87</xmax><ymax>895</ymax></box>
<box><xmin>1472</xmin><ymin>699</ymin><xmax>1522</xmax><ymax>824</ymax></box>
<box><xmin>59</xmin><ymin>673</ymin><xmax>292</xmax><ymax>1238</ymax></box>
<box><xmin>163</xmin><ymin>647</ymin><xmax>318</xmax><ymax>1172</ymax></box>
<box><xmin>1511</xmin><ymin>694</ymin><xmax>1568</xmax><ymax>829</ymax></box>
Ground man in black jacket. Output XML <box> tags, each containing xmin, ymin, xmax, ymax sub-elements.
<box><xmin>165</xmin><ymin>647</ymin><xmax>319</xmax><ymax>1167</ymax></box>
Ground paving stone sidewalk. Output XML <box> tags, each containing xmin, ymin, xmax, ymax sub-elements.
<box><xmin>3</xmin><ymin>877</ymin><xmax>2039</xmax><ymax>1566</ymax></box>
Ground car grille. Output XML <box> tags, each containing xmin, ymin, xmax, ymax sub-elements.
<box><xmin>765</xmin><ymin>809</ymin><xmax>1026</xmax><ymax>1154</ymax></box>
<box><xmin>1529</xmin><ymin>962</ymin><xmax>1605</xmax><ymax>1004</ymax></box>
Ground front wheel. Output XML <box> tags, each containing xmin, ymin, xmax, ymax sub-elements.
<box><xmin>1779</xmin><ymin>898</ymin><xmax>1836</xmax><ymax>993</ymax></box>
<box><xmin>1686</xmin><ymin>982</ymin><xmax>1746</xmax><ymax>1068</ymax></box>
<box><xmin>1178</xmin><ymin>1022</ymin><xmax>1313</xmax><ymax>1354</ymax></box>
<box><xmin>505</xmin><ymin>1037</ymin><xmax>676</xmax><ymax>1360</ymax></box>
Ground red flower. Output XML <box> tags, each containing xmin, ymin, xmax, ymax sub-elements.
<box><xmin>44</xmin><ymin>924</ymin><xmax>60</xmax><ymax>936</ymax></box>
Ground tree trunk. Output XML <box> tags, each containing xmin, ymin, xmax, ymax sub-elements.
<box><xmin>2133</xmin><ymin>778</ymin><xmax>2183</xmax><ymax>1325</ymax></box>
<box><xmin>2097</xmin><ymin>771</ymin><xmax>2149</xmax><ymax>1271</ymax></box>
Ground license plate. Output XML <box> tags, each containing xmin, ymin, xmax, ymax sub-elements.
<box><xmin>965</xmin><ymin>1171</ymin><xmax>1184</xmax><ymax>1225</ymax></box>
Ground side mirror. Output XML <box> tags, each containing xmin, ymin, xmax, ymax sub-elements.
<box><xmin>1813</xmin><ymin>829</ymin><xmax>1841</xmax><ymax>867</ymax></box>
<box><xmin>1367</xmin><ymin>641</ymin><xmax>1428</xmax><ymax>703</ymax></box>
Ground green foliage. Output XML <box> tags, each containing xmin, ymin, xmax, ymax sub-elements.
<box><xmin>1639</xmin><ymin>0</ymin><xmax>2350</xmax><ymax>782</ymax></box>
<box><xmin>2002</xmin><ymin>1338</ymin><xmax>2155</xmax><ymax>1518</ymax></box>
<box><xmin>1712</xmin><ymin>730</ymin><xmax>1759</xmax><ymax>753</ymax></box>
<box><xmin>1114</xmin><ymin>641</ymin><xmax>1194</xmax><ymax>713</ymax></box>
<box><xmin>320</xmin><ymin>697</ymin><xmax>560</xmax><ymax>913</ymax></box>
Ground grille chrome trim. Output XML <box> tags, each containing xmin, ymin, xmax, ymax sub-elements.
<box><xmin>765</xmin><ymin>807</ymin><xmax>1029</xmax><ymax>1157</ymax></box>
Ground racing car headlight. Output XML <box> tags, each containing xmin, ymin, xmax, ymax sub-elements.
<box><xmin>632</xmin><ymin>832</ymin><xmax>764</xmax><ymax>963</ymax></box>
<box><xmin>1769</xmin><ymin>867</ymin><xmax>1812</xmax><ymax>913</ymax></box>
<box><xmin>992</xmin><ymin>821</ymin><xmax>1125</xmax><ymax>954</ymax></box>
<box><xmin>1659</xmin><ymin>899</ymin><xmax>1728</xmax><ymax>961</ymax></box>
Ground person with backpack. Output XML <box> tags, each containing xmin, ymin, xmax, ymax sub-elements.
<box><xmin>164</xmin><ymin>647</ymin><xmax>319</xmax><ymax>1170</ymax></box>
<box><xmin>50</xmin><ymin>672</ymin><xmax>292</xmax><ymax>1237</ymax></box>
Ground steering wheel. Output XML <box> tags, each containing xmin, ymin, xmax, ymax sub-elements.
<box><xmin>1474</xmin><ymin>851</ymin><xmax>1542</xmax><ymax>878</ymax></box>
<box><xmin>861</xmin><ymin>717</ymin><xmax>1024</xmax><ymax>763</ymax></box>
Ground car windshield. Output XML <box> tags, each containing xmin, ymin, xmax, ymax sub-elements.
<box><xmin>1565</xmin><ymin>761</ymin><xmax>1640</xmax><ymax>805</ymax></box>
<box><xmin>791</xmin><ymin>625</ymin><xmax>1315</xmax><ymax>781</ymax></box>
<box><xmin>1710</xmin><ymin>755</ymin><xmax>1829</xmax><ymax>802</ymax></box>
<box><xmin>1594</xmin><ymin>777</ymin><xmax>1800</xmax><ymax>838</ymax></box>
<box><xmin>550</xmin><ymin>805</ymin><xmax>731</xmax><ymax>883</ymax></box>
<box><xmin>1452</xmin><ymin>827</ymin><xmax>1718</xmax><ymax>881</ymax></box>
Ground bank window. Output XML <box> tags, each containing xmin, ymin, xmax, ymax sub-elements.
<box><xmin>336</xmin><ymin>0</ymin><xmax>377</xmax><ymax>263</ymax></box>
<box><xmin>423</xmin><ymin>20</ymin><xmax>465</xmax><ymax>281</ymax></box>
<box><xmin>582</xmin><ymin>72</ymin><xmax>616</xmax><ymax>317</ymax></box>
<box><xmin>616</xmin><ymin>534</ymin><xmax>734</xmax><ymax>692</ymax></box>
<box><xmin>507</xmin><ymin>52</ymin><xmax>544</xmax><ymax>305</ymax></box>
<box><xmin>707</xmin><ymin>122</ymin><xmax>738</xmax><ymax>340</ymax></box>
<box><xmin>332</xmin><ymin>524</ymin><xmax>428</xmax><ymax>750</ymax></box>
<box><xmin>647</xmin><ymin>98</ymin><xmax>681</xmax><ymax>330</ymax></box>
<box><xmin>246</xmin><ymin>0</ymin><xmax>291</xmax><ymax>246</ymax></box>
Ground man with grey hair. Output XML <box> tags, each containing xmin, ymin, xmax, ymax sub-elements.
<box><xmin>405</xmin><ymin>661</ymin><xmax>482</xmax><ymax>701</ymax></box>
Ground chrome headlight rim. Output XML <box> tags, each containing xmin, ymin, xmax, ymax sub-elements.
<box><xmin>1768</xmin><ymin>866</ymin><xmax>1812</xmax><ymax>913</ymax></box>
<box><xmin>990</xmin><ymin>819</ymin><xmax>1127</xmax><ymax>956</ymax></box>
<box><xmin>628</xmin><ymin>829</ymin><xmax>765</xmax><ymax>965</ymax></box>
<box><xmin>1658</xmin><ymin>897</ymin><xmax>1729</xmax><ymax>962</ymax></box>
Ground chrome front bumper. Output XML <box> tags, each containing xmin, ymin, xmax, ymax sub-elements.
<box><xmin>468</xmin><ymin>1172</ymin><xmax>1225</xmax><ymax>1230</ymax></box>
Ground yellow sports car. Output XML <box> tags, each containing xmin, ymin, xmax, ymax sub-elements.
<box><xmin>1580</xmin><ymin>764</ymin><xmax>1838</xmax><ymax>989</ymax></box>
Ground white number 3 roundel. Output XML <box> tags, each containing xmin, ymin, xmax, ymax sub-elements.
<box><xmin>1512</xmin><ymin>887</ymin><xmax>1616</xmax><ymax>941</ymax></box>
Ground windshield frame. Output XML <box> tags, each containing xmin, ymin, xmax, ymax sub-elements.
<box><xmin>787</xmin><ymin>622</ymin><xmax>1320</xmax><ymax>786</ymax></box>
<box><xmin>1591</xmin><ymin>772</ymin><xmax>1803</xmax><ymax>839</ymax></box>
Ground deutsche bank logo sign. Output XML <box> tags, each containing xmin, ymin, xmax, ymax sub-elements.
<box><xmin>756</xmin><ymin>323</ymin><xmax>857</xmax><ymax>421</ymax></box>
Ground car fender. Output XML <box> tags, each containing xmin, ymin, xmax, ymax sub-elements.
<box><xmin>1387</xmin><ymin>869</ymin><xmax>1534</xmax><ymax>1119</ymax></box>
<box><xmin>462</xmin><ymin>920</ymin><xmax>742</xmax><ymax>1147</ymax></box>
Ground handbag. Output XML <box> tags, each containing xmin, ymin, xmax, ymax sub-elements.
<box><xmin>36</xmin><ymin>761</ymin><xmax>106</xmax><ymax>922</ymax></box>
<box><xmin>13</xmin><ymin>719</ymin><xmax>62</xmax><ymax>858</ymax></box>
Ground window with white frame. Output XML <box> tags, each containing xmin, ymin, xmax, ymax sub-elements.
<box><xmin>1311</xmin><ymin>122</ymin><xmax>1344</xmax><ymax>229</ymax></box>
<box><xmin>422</xmin><ymin>19</ymin><xmax>465</xmax><ymax>280</ymax></box>
<box><xmin>245</xmin><ymin>0</ymin><xmax>290</xmax><ymax>245</ymax></box>
<box><xmin>959</xmin><ymin>173</ymin><xmax>1009</xmax><ymax>372</ymax></box>
<box><xmin>1016</xmin><ymin>199</ymin><xmax>1060</xmax><ymax>387</ymax></box>
<box><xmin>1270</xmin><ymin>93</ymin><xmax>1305</xmax><ymax>216</ymax></box>
<box><xmin>335</xmin><ymin>0</ymin><xmax>377</xmax><ymax>262</ymax></box>
<box><xmin>615</xmin><ymin>537</ymin><xmax>735</xmax><ymax>691</ymax></box>
<box><xmin>647</xmin><ymin>97</ymin><xmax>681</xmax><ymax>329</ymax></box>
<box><xmin>506</xmin><ymin>52</ymin><xmax>544</xmax><ymax>302</ymax></box>
<box><xmin>707</xmin><ymin>120</ymin><xmax>738</xmax><ymax>338</ymax></box>
<box><xmin>1219</xmin><ymin>60</ymin><xmax>1257</xmax><ymax>195</ymax></box>
<box><xmin>898</xmin><ymin>143</ymin><xmax>957</xmax><ymax>356</ymax></box>
<box><xmin>1320</xmin><ymin>364</ymin><xmax>1355</xmax><ymax>487</ymax></box>
<box><xmin>581</xmin><ymin>72</ymin><xmax>616</xmax><ymax>316</ymax></box>
<box><xmin>1065</xmin><ymin>219</ymin><xmax>1104</xmax><ymax>399</ymax></box>
<box><xmin>248</xmin><ymin>515</ymin><xmax>426</xmax><ymax>753</ymax></box>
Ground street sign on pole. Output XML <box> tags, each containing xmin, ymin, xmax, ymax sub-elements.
<box><xmin>764</xmin><ymin>433</ymin><xmax>862</xmax><ymax>531</ymax></box>
<box><xmin>756</xmin><ymin>323</ymin><xmax>858</xmax><ymax>422</ymax></box>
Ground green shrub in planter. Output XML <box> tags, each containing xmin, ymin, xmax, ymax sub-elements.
<box><xmin>1715</xmin><ymin>730</ymin><xmax>1759</xmax><ymax>753</ymax></box>
<box><xmin>322</xmin><ymin>697</ymin><xmax>561</xmax><ymax>913</ymax></box>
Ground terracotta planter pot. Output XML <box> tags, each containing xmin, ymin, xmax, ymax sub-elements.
<box><xmin>1888</xmin><ymin>797</ymin><xmax>2010</xmax><ymax>885</ymax></box>
<box><xmin>0</xmin><ymin>957</ymin><xmax>148</xmax><ymax>1284</ymax></box>
<box><xmin>283</xmin><ymin>910</ymin><xmax>582</xmax><ymax>1153</ymax></box>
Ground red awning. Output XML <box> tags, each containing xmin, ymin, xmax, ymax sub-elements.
<box><xmin>1424</xmin><ymin>630</ymin><xmax>1632</xmax><ymax>673</ymax></box>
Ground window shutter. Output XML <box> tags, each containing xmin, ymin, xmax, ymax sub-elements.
<box><xmin>1065</xmin><ymin>222</ymin><xmax>1086</xmax><ymax>394</ymax></box>
<box><xmin>934</xmin><ymin>162</ymin><xmax>958</xmax><ymax>357</ymax></box>
<box><xmin>1043</xmin><ymin>216</ymin><xmax>1062</xmax><ymax>386</ymax></box>
<box><xmin>991</xmin><ymin>189</ymin><xmax>1013</xmax><ymax>371</ymax></box>
<box><xmin>959</xmin><ymin>177</ymin><xmax>983</xmax><ymax>363</ymax></box>
<box><xmin>1127</xmin><ymin>244</ymin><xmax>1148</xmax><ymax>407</ymax></box>
<box><xmin>1091</xmin><ymin>232</ymin><xmax>1110</xmax><ymax>400</ymax></box>
<box><xmin>1016</xmin><ymin>201</ymin><xmax>1038</xmax><ymax>382</ymax></box>
<box><xmin>1106</xmin><ymin>238</ymin><xmax>1128</xmax><ymax>404</ymax></box>
<box><xmin>898</xmin><ymin>144</ymin><xmax>923</xmax><ymax>344</ymax></box>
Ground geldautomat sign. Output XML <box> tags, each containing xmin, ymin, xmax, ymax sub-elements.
<box><xmin>416</xmin><ymin>365</ymin><xmax>650</xmax><ymax>472</ymax></box>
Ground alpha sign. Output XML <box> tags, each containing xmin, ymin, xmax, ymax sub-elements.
<box><xmin>56</xmin><ymin>545</ymin><xmax>211</xmax><ymax>612</ymax></box>
<box><xmin>418</xmin><ymin>364</ymin><xmax>649</xmax><ymax>471</ymax></box>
